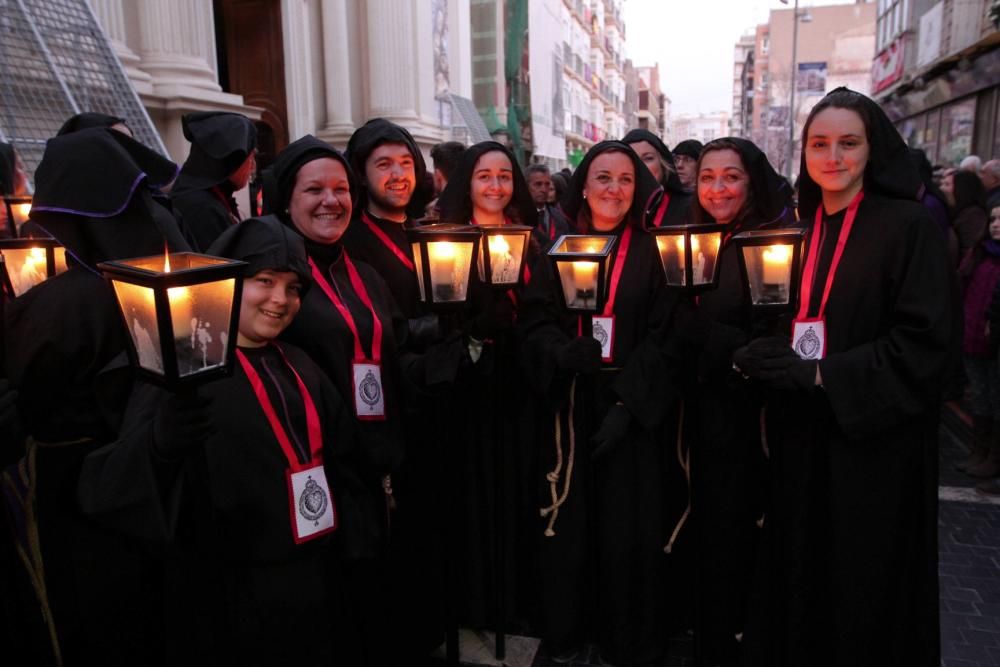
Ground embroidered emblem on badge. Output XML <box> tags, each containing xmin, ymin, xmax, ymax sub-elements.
<box><xmin>795</xmin><ymin>327</ymin><xmax>821</xmax><ymax>360</ymax></box>
<box><xmin>592</xmin><ymin>320</ymin><xmax>610</xmax><ymax>348</ymax></box>
<box><xmin>359</xmin><ymin>369</ymin><xmax>381</xmax><ymax>407</ymax></box>
<box><xmin>299</xmin><ymin>477</ymin><xmax>328</xmax><ymax>526</ymax></box>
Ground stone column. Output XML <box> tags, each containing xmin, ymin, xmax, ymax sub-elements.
<box><xmin>318</xmin><ymin>0</ymin><xmax>356</xmax><ymax>144</ymax></box>
<box><xmin>135</xmin><ymin>0</ymin><xmax>222</xmax><ymax>93</ymax></box>
<box><xmin>87</xmin><ymin>0</ymin><xmax>152</xmax><ymax>94</ymax></box>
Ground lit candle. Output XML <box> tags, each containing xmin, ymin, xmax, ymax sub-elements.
<box><xmin>762</xmin><ymin>244</ymin><xmax>792</xmax><ymax>286</ymax></box>
<box><xmin>162</xmin><ymin>254</ymin><xmax>194</xmax><ymax>340</ymax></box>
<box><xmin>488</xmin><ymin>234</ymin><xmax>517</xmax><ymax>284</ymax></box>
<box><xmin>13</xmin><ymin>246</ymin><xmax>48</xmax><ymax>295</ymax></box>
<box><xmin>429</xmin><ymin>241</ymin><xmax>458</xmax><ymax>300</ymax></box>
<box><xmin>13</xmin><ymin>202</ymin><xmax>30</xmax><ymax>228</ymax></box>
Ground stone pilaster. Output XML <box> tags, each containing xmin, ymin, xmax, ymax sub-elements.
<box><xmin>88</xmin><ymin>0</ymin><xmax>153</xmax><ymax>94</ymax></box>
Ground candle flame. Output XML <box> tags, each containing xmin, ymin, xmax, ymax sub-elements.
<box><xmin>762</xmin><ymin>244</ymin><xmax>791</xmax><ymax>263</ymax></box>
<box><xmin>429</xmin><ymin>241</ymin><xmax>457</xmax><ymax>260</ymax></box>
<box><xmin>488</xmin><ymin>235</ymin><xmax>511</xmax><ymax>255</ymax></box>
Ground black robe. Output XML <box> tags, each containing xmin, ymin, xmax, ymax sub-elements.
<box><xmin>341</xmin><ymin>211</ymin><xmax>424</xmax><ymax>319</ymax></box>
<box><xmin>77</xmin><ymin>342</ymin><xmax>363</xmax><ymax>666</ymax></box>
<box><xmin>741</xmin><ymin>194</ymin><xmax>952</xmax><ymax>666</ymax></box>
<box><xmin>519</xmin><ymin>224</ymin><xmax>688</xmax><ymax>664</ymax></box>
<box><xmin>171</xmin><ymin>181</ymin><xmax>241</xmax><ymax>252</ymax></box>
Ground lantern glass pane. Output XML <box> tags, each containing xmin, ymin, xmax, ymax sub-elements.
<box><xmin>552</xmin><ymin>235</ymin><xmax>614</xmax><ymax>255</ymax></box>
<box><xmin>557</xmin><ymin>260</ymin><xmax>600</xmax><ymax>310</ymax></box>
<box><xmin>654</xmin><ymin>233</ymin><xmax>686</xmax><ymax>286</ymax></box>
<box><xmin>742</xmin><ymin>243</ymin><xmax>795</xmax><ymax>305</ymax></box>
<box><xmin>12</xmin><ymin>202</ymin><xmax>31</xmax><ymax>227</ymax></box>
<box><xmin>4</xmin><ymin>246</ymin><xmax>49</xmax><ymax>295</ymax></box>
<box><xmin>691</xmin><ymin>232</ymin><xmax>722</xmax><ymax>285</ymax></box>
<box><xmin>481</xmin><ymin>232</ymin><xmax>527</xmax><ymax>285</ymax></box>
<box><xmin>112</xmin><ymin>280</ymin><xmax>164</xmax><ymax>375</ymax></box>
<box><xmin>427</xmin><ymin>241</ymin><xmax>473</xmax><ymax>303</ymax></box>
<box><xmin>121</xmin><ymin>254</ymin><xmax>231</xmax><ymax>273</ymax></box>
<box><xmin>411</xmin><ymin>242</ymin><xmax>426</xmax><ymax>301</ymax></box>
<box><xmin>172</xmin><ymin>278</ymin><xmax>235</xmax><ymax>377</ymax></box>
<box><xmin>54</xmin><ymin>247</ymin><xmax>69</xmax><ymax>274</ymax></box>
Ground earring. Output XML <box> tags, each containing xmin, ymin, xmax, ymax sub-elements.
<box><xmin>583</xmin><ymin>191</ymin><xmax>588</xmax><ymax>200</ymax></box>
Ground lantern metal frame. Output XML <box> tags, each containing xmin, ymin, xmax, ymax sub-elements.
<box><xmin>407</xmin><ymin>223</ymin><xmax>482</xmax><ymax>310</ymax></box>
<box><xmin>2</xmin><ymin>195</ymin><xmax>31</xmax><ymax>237</ymax></box>
<box><xmin>477</xmin><ymin>223</ymin><xmax>533</xmax><ymax>289</ymax></box>
<box><xmin>0</xmin><ymin>237</ymin><xmax>65</xmax><ymax>298</ymax></box>
<box><xmin>648</xmin><ymin>223</ymin><xmax>725</xmax><ymax>293</ymax></box>
<box><xmin>98</xmin><ymin>252</ymin><xmax>247</xmax><ymax>389</ymax></box>
<box><xmin>732</xmin><ymin>227</ymin><xmax>808</xmax><ymax>314</ymax></box>
<box><xmin>546</xmin><ymin>233</ymin><xmax>618</xmax><ymax>314</ymax></box>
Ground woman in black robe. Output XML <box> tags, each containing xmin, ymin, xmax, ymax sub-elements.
<box><xmin>623</xmin><ymin>128</ymin><xmax>692</xmax><ymax>227</ymax></box>
<box><xmin>77</xmin><ymin>216</ymin><xmax>363</xmax><ymax>665</ymax></box>
<box><xmin>435</xmin><ymin>140</ymin><xmax>538</xmax><ymax>631</ymax></box>
<box><xmin>735</xmin><ymin>87</ymin><xmax>955</xmax><ymax>666</ymax></box>
<box><xmin>519</xmin><ymin>140</ymin><xmax>689</xmax><ymax>664</ymax></box>
<box><xmin>170</xmin><ymin>111</ymin><xmax>256</xmax><ymax>251</ymax></box>
<box><xmin>683</xmin><ymin>137</ymin><xmax>793</xmax><ymax>666</ymax></box>
<box><xmin>3</xmin><ymin>127</ymin><xmax>188</xmax><ymax>665</ymax></box>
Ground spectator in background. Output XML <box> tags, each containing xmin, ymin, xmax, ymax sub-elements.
<box><xmin>672</xmin><ymin>139</ymin><xmax>703</xmax><ymax>192</ymax></box>
<box><xmin>910</xmin><ymin>147</ymin><xmax>956</xmax><ymax>263</ymax></box>
<box><xmin>424</xmin><ymin>140</ymin><xmax>464</xmax><ymax>219</ymax></box>
<box><xmin>981</xmin><ymin>159</ymin><xmax>1000</xmax><ymax>210</ymax></box>
<box><xmin>944</xmin><ymin>169</ymin><xmax>990</xmax><ymax>260</ymax></box>
<box><xmin>525</xmin><ymin>163</ymin><xmax>570</xmax><ymax>241</ymax></box>
<box><xmin>961</xmin><ymin>155</ymin><xmax>983</xmax><ymax>175</ymax></box>
<box><xmin>550</xmin><ymin>170</ymin><xmax>569</xmax><ymax>204</ymax></box>
<box><xmin>0</xmin><ymin>141</ymin><xmax>31</xmax><ymax>237</ymax></box>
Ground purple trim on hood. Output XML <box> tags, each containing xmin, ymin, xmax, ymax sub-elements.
<box><xmin>33</xmin><ymin>221</ymin><xmax>102</xmax><ymax>276</ymax></box>
<box><xmin>31</xmin><ymin>172</ymin><xmax>147</xmax><ymax>219</ymax></box>
<box><xmin>148</xmin><ymin>163</ymin><xmax>181</xmax><ymax>191</ymax></box>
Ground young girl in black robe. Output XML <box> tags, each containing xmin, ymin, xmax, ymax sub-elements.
<box><xmin>78</xmin><ymin>216</ymin><xmax>362</xmax><ymax>665</ymax></box>
<box><xmin>735</xmin><ymin>87</ymin><xmax>955</xmax><ymax>666</ymax></box>
<box><xmin>519</xmin><ymin>140</ymin><xmax>689</xmax><ymax>664</ymax></box>
<box><xmin>622</xmin><ymin>128</ymin><xmax>692</xmax><ymax>228</ymax></box>
<box><xmin>684</xmin><ymin>137</ymin><xmax>794</xmax><ymax>666</ymax></box>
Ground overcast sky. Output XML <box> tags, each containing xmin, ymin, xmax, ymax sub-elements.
<box><xmin>622</xmin><ymin>0</ymin><xmax>861</xmax><ymax>117</ymax></box>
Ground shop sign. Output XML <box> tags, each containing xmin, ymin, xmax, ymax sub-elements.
<box><xmin>872</xmin><ymin>38</ymin><xmax>905</xmax><ymax>93</ymax></box>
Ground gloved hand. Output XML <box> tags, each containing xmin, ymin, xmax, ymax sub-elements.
<box><xmin>407</xmin><ymin>313</ymin><xmax>440</xmax><ymax>347</ymax></box>
<box><xmin>469</xmin><ymin>294</ymin><xmax>515</xmax><ymax>341</ymax></box>
<box><xmin>591</xmin><ymin>404</ymin><xmax>631</xmax><ymax>460</ymax></box>
<box><xmin>733</xmin><ymin>336</ymin><xmax>817</xmax><ymax>391</ymax></box>
<box><xmin>152</xmin><ymin>391</ymin><xmax>215</xmax><ymax>459</ymax></box>
<box><xmin>0</xmin><ymin>380</ymin><xmax>21</xmax><ymax>435</ymax></box>
<box><xmin>555</xmin><ymin>336</ymin><xmax>603</xmax><ymax>374</ymax></box>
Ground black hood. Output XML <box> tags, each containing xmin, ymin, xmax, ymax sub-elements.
<box><xmin>57</xmin><ymin>112</ymin><xmax>128</xmax><ymax>136</ymax></box>
<box><xmin>672</xmin><ymin>139</ymin><xmax>703</xmax><ymax>161</ymax></box>
<box><xmin>690</xmin><ymin>137</ymin><xmax>793</xmax><ymax>227</ymax></box>
<box><xmin>29</xmin><ymin>127</ymin><xmax>187</xmax><ymax>268</ymax></box>
<box><xmin>560</xmin><ymin>140</ymin><xmax>663</xmax><ymax>232</ymax></box>
<box><xmin>0</xmin><ymin>142</ymin><xmax>16</xmax><ymax>195</ymax></box>
<box><xmin>268</xmin><ymin>135</ymin><xmax>358</xmax><ymax>217</ymax></box>
<box><xmin>798</xmin><ymin>87</ymin><xmax>922</xmax><ymax>219</ymax></box>
<box><xmin>436</xmin><ymin>141</ymin><xmax>537</xmax><ymax>228</ymax></box>
<box><xmin>622</xmin><ymin>128</ymin><xmax>686</xmax><ymax>195</ymax></box>
<box><xmin>174</xmin><ymin>111</ymin><xmax>257</xmax><ymax>192</ymax></box>
<box><xmin>207</xmin><ymin>214</ymin><xmax>312</xmax><ymax>291</ymax></box>
<box><xmin>345</xmin><ymin>118</ymin><xmax>429</xmax><ymax>217</ymax></box>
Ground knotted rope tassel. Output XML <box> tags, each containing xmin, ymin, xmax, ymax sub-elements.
<box><xmin>665</xmin><ymin>401</ymin><xmax>690</xmax><ymax>554</ymax></box>
<box><xmin>540</xmin><ymin>377</ymin><xmax>577</xmax><ymax>537</ymax></box>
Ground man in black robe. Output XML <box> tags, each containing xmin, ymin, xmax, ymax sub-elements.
<box><xmin>170</xmin><ymin>111</ymin><xmax>256</xmax><ymax>251</ymax></box>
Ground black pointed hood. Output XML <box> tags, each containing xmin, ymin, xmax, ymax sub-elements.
<box><xmin>174</xmin><ymin>111</ymin><xmax>257</xmax><ymax>193</ymax></box>
<box><xmin>672</xmin><ymin>139</ymin><xmax>703</xmax><ymax>161</ymax></box>
<box><xmin>436</xmin><ymin>141</ymin><xmax>537</xmax><ymax>228</ymax></box>
<box><xmin>622</xmin><ymin>128</ymin><xmax>686</xmax><ymax>195</ymax></box>
<box><xmin>345</xmin><ymin>118</ymin><xmax>429</xmax><ymax>217</ymax></box>
<box><xmin>798</xmin><ymin>87</ymin><xmax>922</xmax><ymax>219</ymax></box>
<box><xmin>268</xmin><ymin>135</ymin><xmax>358</xmax><ymax>219</ymax></box>
<box><xmin>207</xmin><ymin>214</ymin><xmax>312</xmax><ymax>291</ymax></box>
<box><xmin>560</xmin><ymin>140</ymin><xmax>663</xmax><ymax>232</ymax></box>
<box><xmin>56</xmin><ymin>112</ymin><xmax>128</xmax><ymax>136</ymax></box>
<box><xmin>690</xmin><ymin>137</ymin><xmax>793</xmax><ymax>227</ymax></box>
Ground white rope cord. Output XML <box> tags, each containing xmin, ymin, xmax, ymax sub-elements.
<box><xmin>540</xmin><ymin>377</ymin><xmax>577</xmax><ymax>537</ymax></box>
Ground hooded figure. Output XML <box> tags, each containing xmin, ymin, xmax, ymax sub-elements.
<box><xmin>622</xmin><ymin>128</ymin><xmax>692</xmax><ymax>227</ymax></box>
<box><xmin>681</xmin><ymin>137</ymin><xmax>794</xmax><ymax>666</ymax></box>
<box><xmin>0</xmin><ymin>142</ymin><xmax>19</xmax><ymax>195</ymax></box>
<box><xmin>737</xmin><ymin>87</ymin><xmax>954</xmax><ymax>667</ymax></box>
<box><xmin>437</xmin><ymin>140</ymin><xmax>537</xmax><ymax>228</ymax></box>
<box><xmin>78</xmin><ymin>215</ymin><xmax>366</xmax><ymax>666</ymax></box>
<box><xmin>56</xmin><ymin>112</ymin><xmax>130</xmax><ymax>137</ymax></box>
<box><xmin>3</xmin><ymin>127</ymin><xmax>190</xmax><ymax>666</ymax></box>
<box><xmin>519</xmin><ymin>140</ymin><xmax>692</xmax><ymax>664</ymax></box>
<box><xmin>171</xmin><ymin>111</ymin><xmax>257</xmax><ymax>251</ymax></box>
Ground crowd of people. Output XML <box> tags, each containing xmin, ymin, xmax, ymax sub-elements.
<box><xmin>0</xmin><ymin>86</ymin><xmax>980</xmax><ymax>666</ymax></box>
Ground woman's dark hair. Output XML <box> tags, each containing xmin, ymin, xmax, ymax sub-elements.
<box><xmin>436</xmin><ymin>141</ymin><xmax>537</xmax><ymax>228</ymax></box>
<box><xmin>550</xmin><ymin>171</ymin><xmax>568</xmax><ymax>202</ymax></box>
<box><xmin>952</xmin><ymin>170</ymin><xmax>987</xmax><ymax>213</ymax></box>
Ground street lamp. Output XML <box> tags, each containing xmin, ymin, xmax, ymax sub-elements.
<box><xmin>782</xmin><ymin>0</ymin><xmax>812</xmax><ymax>180</ymax></box>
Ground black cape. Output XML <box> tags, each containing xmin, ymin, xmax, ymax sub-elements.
<box><xmin>56</xmin><ymin>112</ymin><xmax>127</xmax><ymax>136</ymax></box>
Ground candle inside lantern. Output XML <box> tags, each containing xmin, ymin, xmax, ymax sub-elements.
<box><xmin>13</xmin><ymin>202</ymin><xmax>30</xmax><ymax>228</ymax></box>
<box><xmin>15</xmin><ymin>246</ymin><xmax>49</xmax><ymax>295</ymax></box>
<box><xmin>762</xmin><ymin>244</ymin><xmax>792</xmax><ymax>286</ymax></box>
<box><xmin>488</xmin><ymin>234</ymin><xmax>517</xmax><ymax>284</ymax></box>
<box><xmin>428</xmin><ymin>241</ymin><xmax>458</xmax><ymax>300</ymax></box>
<box><xmin>162</xmin><ymin>253</ymin><xmax>195</xmax><ymax>342</ymax></box>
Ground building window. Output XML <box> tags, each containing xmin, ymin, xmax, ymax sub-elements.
<box><xmin>876</xmin><ymin>0</ymin><xmax>908</xmax><ymax>51</ymax></box>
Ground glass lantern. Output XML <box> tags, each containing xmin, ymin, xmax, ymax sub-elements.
<box><xmin>98</xmin><ymin>252</ymin><xmax>247</xmax><ymax>389</ymax></box>
<box><xmin>547</xmin><ymin>234</ymin><xmax>617</xmax><ymax>313</ymax></box>
<box><xmin>0</xmin><ymin>237</ymin><xmax>69</xmax><ymax>298</ymax></box>
<box><xmin>477</xmin><ymin>224</ymin><xmax>532</xmax><ymax>289</ymax></box>
<box><xmin>732</xmin><ymin>228</ymin><xmax>807</xmax><ymax>313</ymax></box>
<box><xmin>2</xmin><ymin>196</ymin><xmax>31</xmax><ymax>237</ymax></box>
<box><xmin>649</xmin><ymin>224</ymin><xmax>724</xmax><ymax>291</ymax></box>
<box><xmin>407</xmin><ymin>223</ymin><xmax>481</xmax><ymax>308</ymax></box>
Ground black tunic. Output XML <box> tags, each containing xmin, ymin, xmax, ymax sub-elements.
<box><xmin>741</xmin><ymin>194</ymin><xmax>953</xmax><ymax>666</ymax></box>
<box><xmin>171</xmin><ymin>182</ymin><xmax>241</xmax><ymax>252</ymax></box>
<box><xmin>341</xmin><ymin>211</ymin><xmax>424</xmax><ymax>319</ymax></box>
<box><xmin>77</xmin><ymin>342</ymin><xmax>363</xmax><ymax>666</ymax></box>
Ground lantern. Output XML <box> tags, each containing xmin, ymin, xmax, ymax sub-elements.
<box><xmin>98</xmin><ymin>252</ymin><xmax>247</xmax><ymax>389</ymax></box>
<box><xmin>2</xmin><ymin>196</ymin><xmax>31</xmax><ymax>237</ymax></box>
<box><xmin>477</xmin><ymin>224</ymin><xmax>532</xmax><ymax>289</ymax></box>
<box><xmin>0</xmin><ymin>237</ymin><xmax>69</xmax><ymax>298</ymax></box>
<box><xmin>732</xmin><ymin>228</ymin><xmax>807</xmax><ymax>313</ymax></box>
<box><xmin>407</xmin><ymin>223</ymin><xmax>480</xmax><ymax>308</ymax></box>
<box><xmin>547</xmin><ymin>234</ymin><xmax>617</xmax><ymax>313</ymax></box>
<box><xmin>649</xmin><ymin>224</ymin><xmax>724</xmax><ymax>291</ymax></box>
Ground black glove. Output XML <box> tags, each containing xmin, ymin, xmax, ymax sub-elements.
<box><xmin>733</xmin><ymin>336</ymin><xmax>817</xmax><ymax>391</ymax></box>
<box><xmin>469</xmin><ymin>294</ymin><xmax>515</xmax><ymax>340</ymax></box>
<box><xmin>0</xmin><ymin>380</ymin><xmax>21</xmax><ymax>435</ymax></box>
<box><xmin>591</xmin><ymin>404</ymin><xmax>631</xmax><ymax>460</ymax></box>
<box><xmin>152</xmin><ymin>391</ymin><xmax>215</xmax><ymax>459</ymax></box>
<box><xmin>555</xmin><ymin>336</ymin><xmax>603</xmax><ymax>374</ymax></box>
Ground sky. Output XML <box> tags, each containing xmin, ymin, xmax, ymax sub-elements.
<box><xmin>622</xmin><ymin>0</ymin><xmax>860</xmax><ymax>117</ymax></box>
